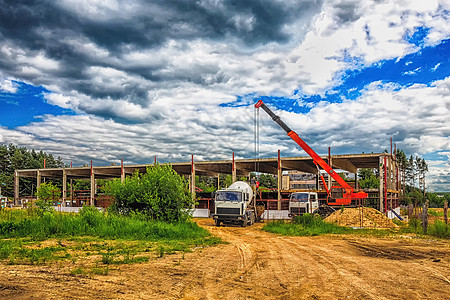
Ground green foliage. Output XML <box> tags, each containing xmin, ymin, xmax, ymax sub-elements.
<box><xmin>258</xmin><ymin>173</ymin><xmax>277</xmax><ymax>189</ymax></box>
<box><xmin>35</xmin><ymin>182</ymin><xmax>60</xmax><ymax>213</ymax></box>
<box><xmin>195</xmin><ymin>176</ymin><xmax>218</xmax><ymax>193</ymax></box>
<box><xmin>107</xmin><ymin>164</ymin><xmax>193</xmax><ymax>222</ymax></box>
<box><xmin>358</xmin><ymin>168</ymin><xmax>380</xmax><ymax>189</ymax></box>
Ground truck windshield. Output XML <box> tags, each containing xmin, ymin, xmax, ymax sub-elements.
<box><xmin>216</xmin><ymin>191</ymin><xmax>242</xmax><ymax>202</ymax></box>
<box><xmin>291</xmin><ymin>193</ymin><xmax>309</xmax><ymax>201</ymax></box>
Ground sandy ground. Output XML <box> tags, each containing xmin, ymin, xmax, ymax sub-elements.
<box><xmin>1</xmin><ymin>218</ymin><xmax>449</xmax><ymax>299</ymax></box>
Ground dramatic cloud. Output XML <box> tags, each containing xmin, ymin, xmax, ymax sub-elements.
<box><xmin>0</xmin><ymin>0</ymin><xmax>449</xmax><ymax>191</ymax></box>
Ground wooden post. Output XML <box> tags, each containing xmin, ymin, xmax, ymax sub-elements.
<box><xmin>422</xmin><ymin>200</ymin><xmax>429</xmax><ymax>234</ymax></box>
<box><xmin>62</xmin><ymin>169</ymin><xmax>67</xmax><ymax>207</ymax></box>
<box><xmin>384</xmin><ymin>156</ymin><xmax>387</xmax><ymax>213</ymax></box>
<box><xmin>444</xmin><ymin>201</ymin><xmax>448</xmax><ymax>225</ymax></box>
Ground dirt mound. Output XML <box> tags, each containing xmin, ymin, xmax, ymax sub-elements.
<box><xmin>325</xmin><ymin>207</ymin><xmax>399</xmax><ymax>228</ymax></box>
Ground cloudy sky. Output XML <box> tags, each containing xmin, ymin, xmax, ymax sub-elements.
<box><xmin>0</xmin><ymin>0</ymin><xmax>449</xmax><ymax>191</ymax></box>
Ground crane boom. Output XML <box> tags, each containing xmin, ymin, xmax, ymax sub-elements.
<box><xmin>255</xmin><ymin>100</ymin><xmax>367</xmax><ymax>206</ymax></box>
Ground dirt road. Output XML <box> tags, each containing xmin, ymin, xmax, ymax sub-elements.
<box><xmin>1</xmin><ymin>219</ymin><xmax>449</xmax><ymax>299</ymax></box>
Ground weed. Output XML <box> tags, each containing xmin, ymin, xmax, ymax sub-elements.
<box><xmin>101</xmin><ymin>249</ymin><xmax>115</xmax><ymax>264</ymax></box>
<box><xmin>156</xmin><ymin>245</ymin><xmax>165</xmax><ymax>258</ymax></box>
<box><xmin>71</xmin><ymin>267</ymin><xmax>88</xmax><ymax>276</ymax></box>
<box><xmin>91</xmin><ymin>266</ymin><xmax>109</xmax><ymax>275</ymax></box>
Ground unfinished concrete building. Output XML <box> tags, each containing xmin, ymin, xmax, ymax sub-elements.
<box><xmin>14</xmin><ymin>150</ymin><xmax>401</xmax><ymax>216</ymax></box>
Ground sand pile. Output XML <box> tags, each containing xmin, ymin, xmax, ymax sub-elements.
<box><xmin>325</xmin><ymin>207</ymin><xmax>399</xmax><ymax>228</ymax></box>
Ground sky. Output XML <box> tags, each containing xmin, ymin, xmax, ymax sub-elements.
<box><xmin>0</xmin><ymin>0</ymin><xmax>449</xmax><ymax>192</ymax></box>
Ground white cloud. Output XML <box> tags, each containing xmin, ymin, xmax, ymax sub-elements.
<box><xmin>0</xmin><ymin>79</ymin><xmax>18</xmax><ymax>93</ymax></box>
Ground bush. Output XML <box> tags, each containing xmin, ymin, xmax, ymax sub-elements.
<box><xmin>428</xmin><ymin>220</ymin><xmax>449</xmax><ymax>238</ymax></box>
<box><xmin>35</xmin><ymin>182</ymin><xmax>60</xmax><ymax>213</ymax></box>
<box><xmin>107</xmin><ymin>164</ymin><xmax>193</xmax><ymax>222</ymax></box>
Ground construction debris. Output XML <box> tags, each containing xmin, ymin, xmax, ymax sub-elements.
<box><xmin>325</xmin><ymin>207</ymin><xmax>399</xmax><ymax>229</ymax></box>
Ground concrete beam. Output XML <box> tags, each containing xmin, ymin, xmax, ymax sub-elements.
<box><xmin>332</xmin><ymin>158</ymin><xmax>357</xmax><ymax>174</ymax></box>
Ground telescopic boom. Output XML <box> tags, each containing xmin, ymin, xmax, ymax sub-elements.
<box><xmin>255</xmin><ymin>100</ymin><xmax>367</xmax><ymax>205</ymax></box>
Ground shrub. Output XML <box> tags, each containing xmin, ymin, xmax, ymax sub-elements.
<box><xmin>35</xmin><ymin>182</ymin><xmax>60</xmax><ymax>213</ymax></box>
<box><xmin>429</xmin><ymin>220</ymin><xmax>449</xmax><ymax>238</ymax></box>
<box><xmin>107</xmin><ymin>164</ymin><xmax>193</xmax><ymax>222</ymax></box>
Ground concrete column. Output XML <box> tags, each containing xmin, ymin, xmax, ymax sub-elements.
<box><xmin>70</xmin><ymin>179</ymin><xmax>73</xmax><ymax>206</ymax></box>
<box><xmin>379</xmin><ymin>156</ymin><xmax>384</xmax><ymax>212</ymax></box>
<box><xmin>191</xmin><ymin>155</ymin><xmax>196</xmax><ymax>203</ymax></box>
<box><xmin>232</xmin><ymin>152</ymin><xmax>236</xmax><ymax>183</ymax></box>
<box><xmin>37</xmin><ymin>170</ymin><xmax>41</xmax><ymax>189</ymax></box>
<box><xmin>90</xmin><ymin>161</ymin><xmax>95</xmax><ymax>206</ymax></box>
<box><xmin>90</xmin><ymin>172</ymin><xmax>95</xmax><ymax>206</ymax></box>
<box><xmin>217</xmin><ymin>173</ymin><xmax>220</xmax><ymax>190</ymax></box>
<box><xmin>62</xmin><ymin>169</ymin><xmax>67</xmax><ymax>207</ymax></box>
<box><xmin>14</xmin><ymin>171</ymin><xmax>19</xmax><ymax>205</ymax></box>
<box><xmin>277</xmin><ymin>149</ymin><xmax>282</xmax><ymax>210</ymax></box>
<box><xmin>121</xmin><ymin>158</ymin><xmax>125</xmax><ymax>183</ymax></box>
<box><xmin>355</xmin><ymin>169</ymin><xmax>359</xmax><ymax>189</ymax></box>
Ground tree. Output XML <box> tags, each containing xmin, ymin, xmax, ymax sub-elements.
<box><xmin>258</xmin><ymin>173</ymin><xmax>277</xmax><ymax>189</ymax></box>
<box><xmin>107</xmin><ymin>164</ymin><xmax>193</xmax><ymax>222</ymax></box>
<box><xmin>358</xmin><ymin>168</ymin><xmax>379</xmax><ymax>189</ymax></box>
<box><xmin>35</xmin><ymin>182</ymin><xmax>60</xmax><ymax>212</ymax></box>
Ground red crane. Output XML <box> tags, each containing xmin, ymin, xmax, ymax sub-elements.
<box><xmin>255</xmin><ymin>100</ymin><xmax>367</xmax><ymax>206</ymax></box>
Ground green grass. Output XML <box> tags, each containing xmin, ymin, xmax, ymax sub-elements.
<box><xmin>428</xmin><ymin>209</ymin><xmax>444</xmax><ymax>217</ymax></box>
<box><xmin>0</xmin><ymin>207</ymin><xmax>222</xmax><ymax>265</ymax></box>
<box><xmin>263</xmin><ymin>213</ymin><xmax>450</xmax><ymax>239</ymax></box>
<box><xmin>263</xmin><ymin>214</ymin><xmax>354</xmax><ymax>236</ymax></box>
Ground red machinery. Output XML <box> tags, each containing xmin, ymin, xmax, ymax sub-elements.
<box><xmin>255</xmin><ymin>100</ymin><xmax>367</xmax><ymax>206</ymax></box>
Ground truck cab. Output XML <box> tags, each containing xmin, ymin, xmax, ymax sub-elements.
<box><xmin>212</xmin><ymin>181</ymin><xmax>255</xmax><ymax>227</ymax></box>
<box><xmin>288</xmin><ymin>192</ymin><xmax>319</xmax><ymax>217</ymax></box>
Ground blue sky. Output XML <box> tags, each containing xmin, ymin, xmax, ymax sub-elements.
<box><xmin>0</xmin><ymin>1</ymin><xmax>449</xmax><ymax>191</ymax></box>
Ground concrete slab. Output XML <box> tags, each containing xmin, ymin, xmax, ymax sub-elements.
<box><xmin>261</xmin><ymin>210</ymin><xmax>290</xmax><ymax>220</ymax></box>
<box><xmin>191</xmin><ymin>208</ymin><xmax>210</xmax><ymax>218</ymax></box>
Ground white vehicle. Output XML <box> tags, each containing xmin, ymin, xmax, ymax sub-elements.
<box><xmin>288</xmin><ymin>192</ymin><xmax>319</xmax><ymax>217</ymax></box>
<box><xmin>212</xmin><ymin>181</ymin><xmax>255</xmax><ymax>227</ymax></box>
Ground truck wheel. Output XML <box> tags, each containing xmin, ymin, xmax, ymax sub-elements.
<box><xmin>241</xmin><ymin>216</ymin><xmax>247</xmax><ymax>227</ymax></box>
<box><xmin>215</xmin><ymin>219</ymin><xmax>220</xmax><ymax>227</ymax></box>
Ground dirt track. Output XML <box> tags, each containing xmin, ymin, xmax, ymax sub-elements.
<box><xmin>1</xmin><ymin>218</ymin><xmax>449</xmax><ymax>299</ymax></box>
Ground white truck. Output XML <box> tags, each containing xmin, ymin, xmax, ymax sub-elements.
<box><xmin>212</xmin><ymin>181</ymin><xmax>255</xmax><ymax>227</ymax></box>
<box><xmin>288</xmin><ymin>192</ymin><xmax>319</xmax><ymax>217</ymax></box>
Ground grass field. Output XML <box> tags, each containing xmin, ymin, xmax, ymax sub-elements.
<box><xmin>263</xmin><ymin>213</ymin><xmax>450</xmax><ymax>238</ymax></box>
<box><xmin>0</xmin><ymin>207</ymin><xmax>222</xmax><ymax>270</ymax></box>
